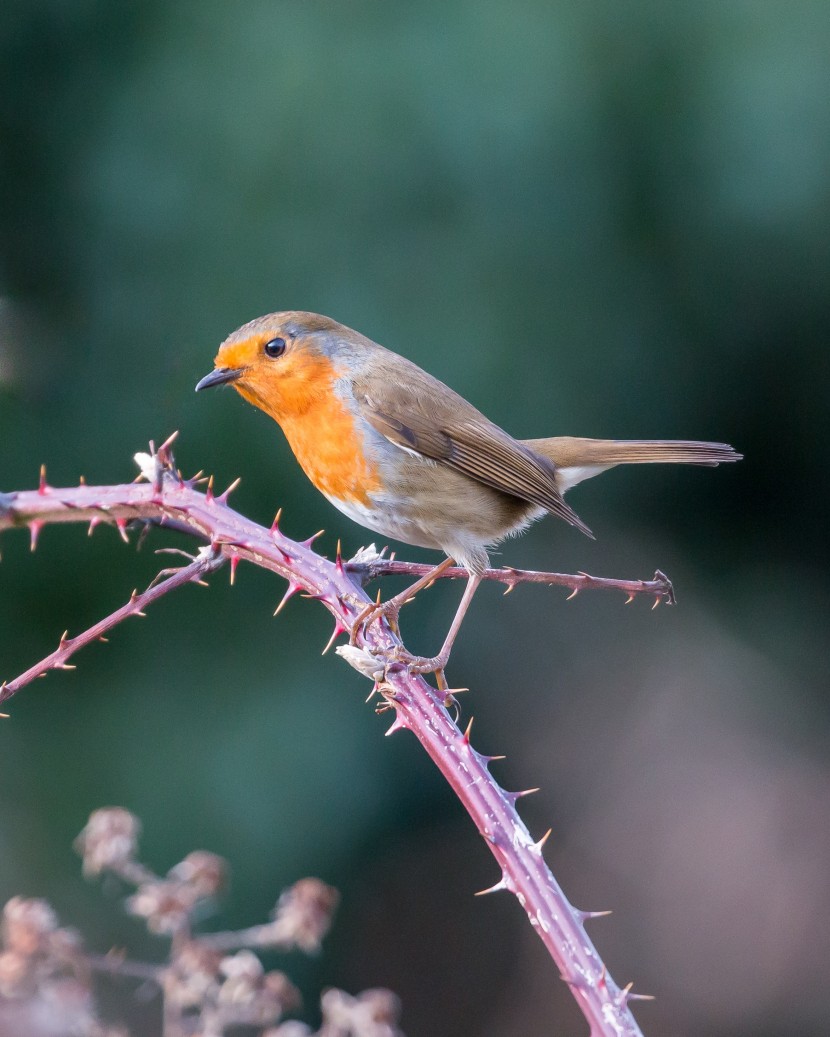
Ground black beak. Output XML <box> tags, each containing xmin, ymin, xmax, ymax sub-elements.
<box><xmin>195</xmin><ymin>367</ymin><xmax>244</xmax><ymax>392</ymax></box>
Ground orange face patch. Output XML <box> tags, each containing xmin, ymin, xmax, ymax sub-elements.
<box><xmin>216</xmin><ymin>335</ymin><xmax>382</xmax><ymax>505</ymax></box>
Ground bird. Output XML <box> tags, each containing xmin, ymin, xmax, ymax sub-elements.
<box><xmin>196</xmin><ymin>311</ymin><xmax>740</xmax><ymax>679</ymax></box>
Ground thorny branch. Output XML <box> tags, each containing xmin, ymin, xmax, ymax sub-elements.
<box><xmin>350</xmin><ymin>557</ymin><xmax>676</xmax><ymax>606</ymax></box>
<box><xmin>0</xmin><ymin>434</ymin><xmax>655</xmax><ymax>1036</ymax></box>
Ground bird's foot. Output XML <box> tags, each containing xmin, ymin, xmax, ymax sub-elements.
<box><xmin>385</xmin><ymin>646</ymin><xmax>450</xmax><ymax>689</ymax></box>
<box><xmin>350</xmin><ymin>595</ymin><xmax>402</xmax><ymax>645</ymax></box>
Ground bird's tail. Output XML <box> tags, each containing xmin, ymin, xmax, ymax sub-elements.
<box><xmin>523</xmin><ymin>437</ymin><xmax>742</xmax><ymax>494</ymax></box>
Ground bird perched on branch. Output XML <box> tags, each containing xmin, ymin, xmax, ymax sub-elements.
<box><xmin>196</xmin><ymin>311</ymin><xmax>740</xmax><ymax>679</ymax></box>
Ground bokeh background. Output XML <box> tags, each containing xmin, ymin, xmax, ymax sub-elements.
<box><xmin>1</xmin><ymin>2</ymin><xmax>828</xmax><ymax>1035</ymax></box>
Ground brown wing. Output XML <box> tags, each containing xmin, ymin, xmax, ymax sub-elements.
<box><xmin>353</xmin><ymin>361</ymin><xmax>593</xmax><ymax>538</ymax></box>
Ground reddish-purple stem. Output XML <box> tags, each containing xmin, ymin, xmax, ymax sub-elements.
<box><xmin>350</xmin><ymin>558</ymin><xmax>675</xmax><ymax>606</ymax></box>
<box><xmin>0</xmin><ymin>452</ymin><xmax>650</xmax><ymax>1035</ymax></box>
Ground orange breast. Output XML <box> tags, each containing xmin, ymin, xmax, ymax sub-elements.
<box><xmin>234</xmin><ymin>352</ymin><xmax>383</xmax><ymax>506</ymax></box>
<box><xmin>279</xmin><ymin>395</ymin><xmax>383</xmax><ymax>505</ymax></box>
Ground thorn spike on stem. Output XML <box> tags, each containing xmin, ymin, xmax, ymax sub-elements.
<box><xmin>115</xmin><ymin>518</ymin><xmax>129</xmax><ymax>543</ymax></box>
<box><xmin>580</xmin><ymin>909</ymin><xmax>613</xmax><ymax>921</ymax></box>
<box><xmin>321</xmin><ymin>621</ymin><xmax>347</xmax><ymax>655</ymax></box>
<box><xmin>79</xmin><ymin>475</ymin><xmax>86</xmax><ymax>485</ymax></box>
<box><xmin>463</xmin><ymin>716</ymin><xmax>474</xmax><ymax>743</ymax></box>
<box><xmin>301</xmin><ymin>529</ymin><xmax>325</xmax><ymax>549</ymax></box>
<box><xmin>514</xmin><ymin>787</ymin><xmax>540</xmax><ymax>799</ymax></box>
<box><xmin>229</xmin><ymin>554</ymin><xmax>240</xmax><ymax>586</ymax></box>
<box><xmin>385</xmin><ymin>713</ymin><xmax>408</xmax><ymax>737</ymax></box>
<box><xmin>273</xmin><ymin>581</ymin><xmax>301</xmax><ymax>616</ymax></box>
<box><xmin>566</xmin><ymin>587</ymin><xmax>579</xmax><ymax>601</ymax></box>
<box><xmin>533</xmin><ymin>828</ymin><xmax>552</xmax><ymax>854</ymax></box>
<box><xmin>270</xmin><ymin>507</ymin><xmax>282</xmax><ymax>532</ymax></box>
<box><xmin>206</xmin><ymin>475</ymin><xmax>215</xmax><ymax>503</ymax></box>
<box><xmin>502</xmin><ymin>583</ymin><xmax>515</xmax><ymax>596</ymax></box>
<box><xmin>624</xmin><ymin>593</ymin><xmax>635</xmax><ymax>605</ymax></box>
<box><xmin>474</xmin><ymin>877</ymin><xmax>508</xmax><ymax>897</ymax></box>
<box><xmin>87</xmin><ymin>516</ymin><xmax>101</xmax><ymax>536</ymax></box>
<box><xmin>38</xmin><ymin>464</ymin><xmax>49</xmax><ymax>495</ymax></box>
<box><xmin>652</xmin><ymin>596</ymin><xmax>661</xmax><ymax>610</ymax></box>
<box><xmin>218</xmin><ymin>477</ymin><xmax>241</xmax><ymax>503</ymax></box>
<box><xmin>335</xmin><ymin>539</ymin><xmax>343</xmax><ymax>572</ymax></box>
<box><xmin>29</xmin><ymin>520</ymin><xmax>43</xmax><ymax>551</ymax></box>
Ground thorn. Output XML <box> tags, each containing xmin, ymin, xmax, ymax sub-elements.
<box><xmin>0</xmin><ymin>712</ymin><xmax>9</xmax><ymax>719</ymax></box>
<box><xmin>301</xmin><ymin>529</ymin><xmax>325</xmax><ymax>549</ymax></box>
<box><xmin>157</xmin><ymin>430</ymin><xmax>179</xmax><ymax>466</ymax></box>
<box><xmin>335</xmin><ymin>539</ymin><xmax>343</xmax><ymax>573</ymax></box>
<box><xmin>463</xmin><ymin>716</ymin><xmax>474</xmax><ymax>743</ymax></box>
<box><xmin>59</xmin><ymin>630</ymin><xmax>70</xmax><ymax>648</ymax></box>
<box><xmin>98</xmin><ymin>636</ymin><xmax>109</xmax><ymax>643</ymax></box>
<box><xmin>87</xmin><ymin>516</ymin><xmax>101</xmax><ymax>536</ymax></box>
<box><xmin>218</xmin><ymin>477</ymin><xmax>241</xmax><ymax>503</ymax></box>
<box><xmin>134</xmin><ymin>611</ymin><xmax>147</xmax><ymax>618</ymax></box>
<box><xmin>624</xmin><ymin>593</ymin><xmax>635</xmax><ymax>605</ymax></box>
<box><xmin>115</xmin><ymin>517</ymin><xmax>129</xmax><ymax>543</ymax></box>
<box><xmin>628</xmin><ymin>992</ymin><xmax>656</xmax><ymax>1003</ymax></box>
<box><xmin>532</xmin><ymin>828</ymin><xmax>552</xmax><ymax>854</ymax></box>
<box><xmin>195</xmin><ymin>579</ymin><xmax>210</xmax><ymax>588</ymax></box>
<box><xmin>512</xmin><ymin>787</ymin><xmax>540</xmax><ymax>800</ymax></box>
<box><xmin>598</xmin><ymin>965</ymin><xmax>608</xmax><ymax>990</ymax></box>
<box><xmin>29</xmin><ymin>520</ymin><xmax>43</xmax><ymax>551</ymax></box>
<box><xmin>273</xmin><ymin>581</ymin><xmax>302</xmax><ymax>616</ymax></box>
<box><xmin>229</xmin><ymin>554</ymin><xmax>240</xmax><ymax>586</ymax></box>
<box><xmin>55</xmin><ymin>664</ymin><xmax>76</xmax><ymax>671</ymax></box>
<box><xmin>474</xmin><ymin>878</ymin><xmax>508</xmax><ymax>897</ymax></box>
<box><xmin>321</xmin><ymin>621</ymin><xmax>347</xmax><ymax>655</ymax></box>
<box><xmin>485</xmin><ymin>753</ymin><xmax>506</xmax><ymax>762</ymax></box>
<box><xmin>651</xmin><ymin>596</ymin><xmax>661</xmax><ymax>610</ymax></box>
<box><xmin>375</xmin><ymin>588</ymin><xmax>382</xmax><ymax>606</ymax></box>
<box><xmin>270</xmin><ymin>508</ymin><xmax>283</xmax><ymax>532</ymax></box>
<box><xmin>38</xmin><ymin>464</ymin><xmax>50</xmax><ymax>495</ymax></box>
<box><xmin>205</xmin><ymin>475</ymin><xmax>215</xmax><ymax>503</ymax></box>
<box><xmin>502</xmin><ymin>582</ymin><xmax>515</xmax><ymax>596</ymax></box>
<box><xmin>580</xmin><ymin>909</ymin><xmax>613</xmax><ymax>921</ymax></box>
<box><xmin>565</xmin><ymin>587</ymin><xmax>579</xmax><ymax>601</ymax></box>
<box><xmin>79</xmin><ymin>475</ymin><xmax>86</xmax><ymax>485</ymax></box>
<box><xmin>442</xmin><ymin>687</ymin><xmax>469</xmax><ymax>708</ymax></box>
<box><xmin>384</xmin><ymin>714</ymin><xmax>408</xmax><ymax>737</ymax></box>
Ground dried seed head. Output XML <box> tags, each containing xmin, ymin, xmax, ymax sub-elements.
<box><xmin>74</xmin><ymin>808</ymin><xmax>141</xmax><ymax>877</ymax></box>
<box><xmin>269</xmin><ymin>878</ymin><xmax>339</xmax><ymax>954</ymax></box>
<box><xmin>165</xmin><ymin>940</ymin><xmax>223</xmax><ymax>1010</ymax></box>
<box><xmin>168</xmin><ymin>850</ymin><xmax>228</xmax><ymax>899</ymax></box>
<box><xmin>321</xmin><ymin>987</ymin><xmax>403</xmax><ymax>1035</ymax></box>
<box><xmin>2</xmin><ymin>897</ymin><xmax>58</xmax><ymax>956</ymax></box>
<box><xmin>126</xmin><ymin>880</ymin><xmax>198</xmax><ymax>935</ymax></box>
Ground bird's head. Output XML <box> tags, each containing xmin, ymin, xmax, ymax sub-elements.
<box><xmin>195</xmin><ymin>311</ymin><xmax>356</xmax><ymax>421</ymax></box>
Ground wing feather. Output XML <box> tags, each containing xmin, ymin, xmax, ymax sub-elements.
<box><xmin>354</xmin><ymin>376</ymin><xmax>593</xmax><ymax>538</ymax></box>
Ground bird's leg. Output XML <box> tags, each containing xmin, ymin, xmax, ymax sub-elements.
<box><xmin>398</xmin><ymin>570</ymin><xmax>483</xmax><ymax>677</ymax></box>
<box><xmin>351</xmin><ymin>556</ymin><xmax>456</xmax><ymax>644</ymax></box>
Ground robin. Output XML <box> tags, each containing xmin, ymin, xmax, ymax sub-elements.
<box><xmin>196</xmin><ymin>311</ymin><xmax>740</xmax><ymax>677</ymax></box>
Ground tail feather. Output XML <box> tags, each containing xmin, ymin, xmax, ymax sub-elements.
<box><xmin>523</xmin><ymin>436</ymin><xmax>742</xmax><ymax>493</ymax></box>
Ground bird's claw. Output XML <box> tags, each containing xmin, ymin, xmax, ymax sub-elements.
<box><xmin>350</xmin><ymin>597</ymin><xmax>403</xmax><ymax>645</ymax></box>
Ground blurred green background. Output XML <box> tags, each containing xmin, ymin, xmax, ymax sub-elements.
<box><xmin>1</xmin><ymin>2</ymin><xmax>828</xmax><ymax>1034</ymax></box>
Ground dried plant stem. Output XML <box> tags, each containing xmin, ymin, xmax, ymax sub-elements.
<box><xmin>0</xmin><ymin>446</ymin><xmax>651</xmax><ymax>1036</ymax></box>
<box><xmin>351</xmin><ymin>558</ymin><xmax>675</xmax><ymax>605</ymax></box>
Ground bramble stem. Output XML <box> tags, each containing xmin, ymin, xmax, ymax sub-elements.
<box><xmin>0</xmin><ymin>442</ymin><xmax>649</xmax><ymax>1036</ymax></box>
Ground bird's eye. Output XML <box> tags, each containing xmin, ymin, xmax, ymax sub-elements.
<box><xmin>263</xmin><ymin>337</ymin><xmax>287</xmax><ymax>358</ymax></box>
